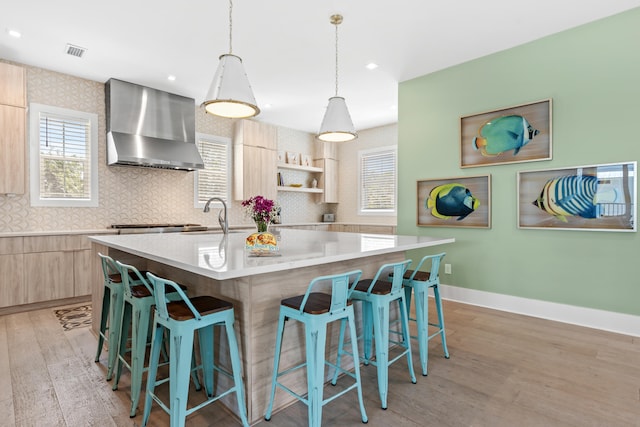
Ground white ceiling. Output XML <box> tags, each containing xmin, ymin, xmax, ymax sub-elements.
<box><xmin>2</xmin><ymin>1</ymin><xmax>639</xmax><ymax>134</ymax></box>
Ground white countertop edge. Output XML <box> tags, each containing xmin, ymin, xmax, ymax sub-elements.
<box><xmin>89</xmin><ymin>230</ymin><xmax>454</xmax><ymax>281</ymax></box>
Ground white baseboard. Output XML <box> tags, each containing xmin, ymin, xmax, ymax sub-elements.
<box><xmin>439</xmin><ymin>284</ymin><xmax>640</xmax><ymax>338</ymax></box>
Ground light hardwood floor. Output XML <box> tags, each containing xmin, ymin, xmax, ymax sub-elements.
<box><xmin>1</xmin><ymin>299</ymin><xmax>639</xmax><ymax>426</ymax></box>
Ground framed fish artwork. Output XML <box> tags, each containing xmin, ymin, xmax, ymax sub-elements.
<box><xmin>460</xmin><ymin>99</ymin><xmax>552</xmax><ymax>168</ymax></box>
<box><xmin>417</xmin><ymin>175</ymin><xmax>491</xmax><ymax>228</ymax></box>
<box><xmin>517</xmin><ymin>161</ymin><xmax>637</xmax><ymax>232</ymax></box>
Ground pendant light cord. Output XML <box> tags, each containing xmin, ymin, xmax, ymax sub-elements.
<box><xmin>334</xmin><ymin>21</ymin><xmax>339</xmax><ymax>96</ymax></box>
<box><xmin>228</xmin><ymin>0</ymin><xmax>233</xmax><ymax>54</ymax></box>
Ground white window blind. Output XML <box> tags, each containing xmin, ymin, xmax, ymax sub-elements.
<box><xmin>194</xmin><ymin>134</ymin><xmax>231</xmax><ymax>206</ymax></box>
<box><xmin>359</xmin><ymin>147</ymin><xmax>397</xmax><ymax>213</ymax></box>
<box><xmin>39</xmin><ymin>113</ymin><xmax>91</xmax><ymax>199</ymax></box>
<box><xmin>29</xmin><ymin>103</ymin><xmax>98</xmax><ymax>207</ymax></box>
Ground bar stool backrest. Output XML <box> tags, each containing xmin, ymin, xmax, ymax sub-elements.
<box><xmin>408</xmin><ymin>252</ymin><xmax>446</xmax><ymax>283</ymax></box>
<box><xmin>365</xmin><ymin>259</ymin><xmax>412</xmax><ymax>295</ymax></box>
<box><xmin>98</xmin><ymin>252</ymin><xmax>119</xmax><ymax>282</ymax></box>
<box><xmin>146</xmin><ymin>272</ymin><xmax>201</xmax><ymax>322</ymax></box>
<box><xmin>298</xmin><ymin>270</ymin><xmax>362</xmax><ymax>316</ymax></box>
<box><xmin>115</xmin><ymin>261</ymin><xmax>154</xmax><ymax>299</ymax></box>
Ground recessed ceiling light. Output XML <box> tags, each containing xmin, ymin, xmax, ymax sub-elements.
<box><xmin>167</xmin><ymin>75</ymin><xmax>176</xmax><ymax>81</ymax></box>
<box><xmin>365</xmin><ymin>62</ymin><xmax>378</xmax><ymax>70</ymax></box>
<box><xmin>8</xmin><ymin>29</ymin><xmax>21</xmax><ymax>38</ymax></box>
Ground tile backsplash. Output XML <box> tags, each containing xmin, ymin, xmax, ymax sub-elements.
<box><xmin>0</xmin><ymin>62</ymin><xmax>330</xmax><ymax>233</ymax></box>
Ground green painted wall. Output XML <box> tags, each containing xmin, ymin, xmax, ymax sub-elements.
<box><xmin>398</xmin><ymin>8</ymin><xmax>640</xmax><ymax>316</ymax></box>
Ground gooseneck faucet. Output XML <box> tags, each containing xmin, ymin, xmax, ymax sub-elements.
<box><xmin>203</xmin><ymin>197</ymin><xmax>228</xmax><ymax>234</ymax></box>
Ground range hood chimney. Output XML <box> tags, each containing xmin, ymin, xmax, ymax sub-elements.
<box><xmin>105</xmin><ymin>78</ymin><xmax>204</xmax><ymax>170</ymax></box>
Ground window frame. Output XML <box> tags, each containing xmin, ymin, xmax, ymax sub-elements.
<box><xmin>29</xmin><ymin>103</ymin><xmax>98</xmax><ymax>207</ymax></box>
<box><xmin>357</xmin><ymin>145</ymin><xmax>398</xmax><ymax>216</ymax></box>
<box><xmin>193</xmin><ymin>133</ymin><xmax>231</xmax><ymax>209</ymax></box>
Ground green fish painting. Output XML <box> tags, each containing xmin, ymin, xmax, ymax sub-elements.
<box><xmin>473</xmin><ymin>115</ymin><xmax>539</xmax><ymax>157</ymax></box>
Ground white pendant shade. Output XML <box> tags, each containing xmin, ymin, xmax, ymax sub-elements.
<box><xmin>203</xmin><ymin>54</ymin><xmax>260</xmax><ymax>118</ymax></box>
<box><xmin>317</xmin><ymin>96</ymin><xmax>357</xmax><ymax>142</ymax></box>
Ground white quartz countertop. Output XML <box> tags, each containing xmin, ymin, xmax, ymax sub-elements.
<box><xmin>89</xmin><ymin>229</ymin><xmax>454</xmax><ymax>280</ymax></box>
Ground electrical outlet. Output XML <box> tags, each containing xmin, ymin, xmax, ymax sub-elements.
<box><xmin>444</xmin><ymin>263</ymin><xmax>452</xmax><ymax>274</ymax></box>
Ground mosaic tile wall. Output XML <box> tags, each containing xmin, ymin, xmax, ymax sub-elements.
<box><xmin>0</xmin><ymin>63</ymin><xmax>331</xmax><ymax>233</ymax></box>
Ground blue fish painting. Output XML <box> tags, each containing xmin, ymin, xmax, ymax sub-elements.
<box><xmin>473</xmin><ymin>115</ymin><xmax>539</xmax><ymax>157</ymax></box>
<box><xmin>532</xmin><ymin>175</ymin><xmax>619</xmax><ymax>222</ymax></box>
<box><xmin>427</xmin><ymin>183</ymin><xmax>479</xmax><ymax>221</ymax></box>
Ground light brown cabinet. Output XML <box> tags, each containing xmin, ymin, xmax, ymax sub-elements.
<box><xmin>0</xmin><ymin>62</ymin><xmax>26</xmax><ymax>195</ymax></box>
<box><xmin>312</xmin><ymin>140</ymin><xmax>338</xmax><ymax>203</ymax></box>
<box><xmin>0</xmin><ymin>62</ymin><xmax>26</xmax><ymax>107</ymax></box>
<box><xmin>24</xmin><ymin>251</ymin><xmax>75</xmax><ymax>303</ymax></box>
<box><xmin>233</xmin><ymin>120</ymin><xmax>277</xmax><ymax>200</ymax></box>
<box><xmin>0</xmin><ymin>254</ymin><xmax>25</xmax><ymax>307</ymax></box>
<box><xmin>314</xmin><ymin>158</ymin><xmax>338</xmax><ymax>203</ymax></box>
<box><xmin>328</xmin><ymin>224</ymin><xmax>395</xmax><ymax>234</ymax></box>
<box><xmin>0</xmin><ymin>233</ymin><xmax>104</xmax><ymax>308</ymax></box>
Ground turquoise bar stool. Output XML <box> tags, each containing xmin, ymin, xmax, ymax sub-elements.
<box><xmin>401</xmin><ymin>252</ymin><xmax>449</xmax><ymax>376</ymax></box>
<box><xmin>265</xmin><ymin>270</ymin><xmax>368</xmax><ymax>427</ymax></box>
<box><xmin>335</xmin><ymin>260</ymin><xmax>416</xmax><ymax>410</ymax></box>
<box><xmin>112</xmin><ymin>261</ymin><xmax>185</xmax><ymax>417</ymax></box>
<box><xmin>94</xmin><ymin>253</ymin><xmax>145</xmax><ymax>381</ymax></box>
<box><xmin>142</xmin><ymin>273</ymin><xmax>249</xmax><ymax>427</ymax></box>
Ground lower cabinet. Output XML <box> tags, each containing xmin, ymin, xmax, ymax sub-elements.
<box><xmin>24</xmin><ymin>251</ymin><xmax>75</xmax><ymax>303</ymax></box>
<box><xmin>0</xmin><ymin>234</ymin><xmax>103</xmax><ymax>308</ymax></box>
<box><xmin>0</xmin><ymin>254</ymin><xmax>25</xmax><ymax>307</ymax></box>
<box><xmin>328</xmin><ymin>224</ymin><xmax>396</xmax><ymax>234</ymax></box>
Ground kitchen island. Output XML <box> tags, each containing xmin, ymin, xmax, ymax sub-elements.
<box><xmin>89</xmin><ymin>229</ymin><xmax>454</xmax><ymax>423</ymax></box>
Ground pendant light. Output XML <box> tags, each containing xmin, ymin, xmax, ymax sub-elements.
<box><xmin>317</xmin><ymin>14</ymin><xmax>357</xmax><ymax>142</ymax></box>
<box><xmin>203</xmin><ymin>0</ymin><xmax>259</xmax><ymax>118</ymax></box>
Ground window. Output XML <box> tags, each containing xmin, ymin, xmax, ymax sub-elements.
<box><xmin>194</xmin><ymin>133</ymin><xmax>231</xmax><ymax>208</ymax></box>
<box><xmin>29</xmin><ymin>103</ymin><xmax>98</xmax><ymax>207</ymax></box>
<box><xmin>358</xmin><ymin>146</ymin><xmax>397</xmax><ymax>215</ymax></box>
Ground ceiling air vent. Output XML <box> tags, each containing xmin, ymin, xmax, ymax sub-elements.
<box><xmin>65</xmin><ymin>44</ymin><xmax>87</xmax><ymax>58</ymax></box>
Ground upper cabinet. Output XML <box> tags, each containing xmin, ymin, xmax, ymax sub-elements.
<box><xmin>234</xmin><ymin>118</ymin><xmax>277</xmax><ymax>150</ymax></box>
<box><xmin>233</xmin><ymin>120</ymin><xmax>277</xmax><ymax>201</ymax></box>
<box><xmin>315</xmin><ymin>140</ymin><xmax>337</xmax><ymax>160</ymax></box>
<box><xmin>0</xmin><ymin>62</ymin><xmax>26</xmax><ymax>195</ymax></box>
<box><xmin>0</xmin><ymin>62</ymin><xmax>26</xmax><ymax>107</ymax></box>
<box><xmin>314</xmin><ymin>140</ymin><xmax>338</xmax><ymax>203</ymax></box>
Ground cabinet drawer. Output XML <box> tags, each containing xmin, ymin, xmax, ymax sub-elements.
<box><xmin>23</xmin><ymin>235</ymin><xmax>85</xmax><ymax>252</ymax></box>
<box><xmin>0</xmin><ymin>237</ymin><xmax>23</xmax><ymax>255</ymax></box>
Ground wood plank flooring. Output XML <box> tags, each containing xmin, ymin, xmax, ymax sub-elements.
<box><xmin>1</xmin><ymin>299</ymin><xmax>639</xmax><ymax>426</ymax></box>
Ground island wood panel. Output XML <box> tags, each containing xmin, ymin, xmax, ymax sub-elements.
<box><xmin>89</xmin><ymin>241</ymin><xmax>407</xmax><ymax>424</ymax></box>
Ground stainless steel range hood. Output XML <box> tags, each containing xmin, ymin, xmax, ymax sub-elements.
<box><xmin>105</xmin><ymin>78</ymin><xmax>204</xmax><ymax>170</ymax></box>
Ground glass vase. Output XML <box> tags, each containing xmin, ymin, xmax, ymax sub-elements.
<box><xmin>255</xmin><ymin>220</ymin><xmax>269</xmax><ymax>233</ymax></box>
